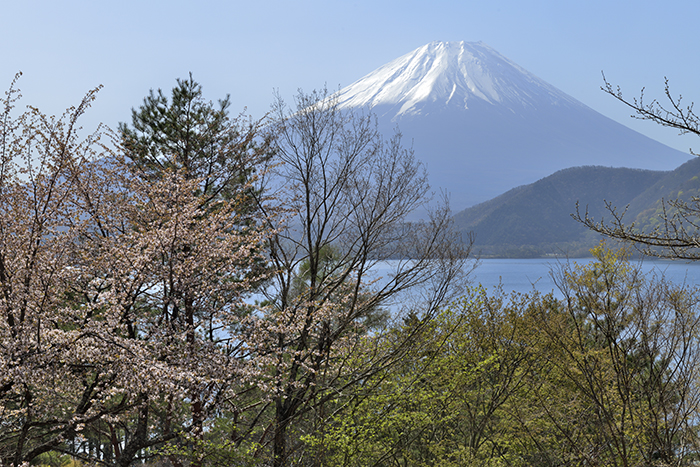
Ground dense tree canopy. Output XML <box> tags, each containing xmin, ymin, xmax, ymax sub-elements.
<box><xmin>0</xmin><ymin>77</ymin><xmax>469</xmax><ymax>467</ymax></box>
<box><xmin>306</xmin><ymin>246</ymin><xmax>700</xmax><ymax>466</ymax></box>
<box><xmin>4</xmin><ymin>74</ymin><xmax>700</xmax><ymax>467</ymax></box>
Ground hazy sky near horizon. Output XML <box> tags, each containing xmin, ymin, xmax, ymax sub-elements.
<box><xmin>3</xmin><ymin>0</ymin><xmax>699</xmax><ymax>154</ymax></box>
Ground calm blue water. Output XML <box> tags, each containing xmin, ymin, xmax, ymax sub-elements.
<box><xmin>472</xmin><ymin>258</ymin><xmax>700</xmax><ymax>296</ymax></box>
<box><xmin>254</xmin><ymin>258</ymin><xmax>700</xmax><ymax>308</ymax></box>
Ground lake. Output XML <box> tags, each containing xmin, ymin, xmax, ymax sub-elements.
<box><xmin>254</xmin><ymin>257</ymin><xmax>700</xmax><ymax>309</ymax></box>
<box><xmin>471</xmin><ymin>257</ymin><xmax>700</xmax><ymax>297</ymax></box>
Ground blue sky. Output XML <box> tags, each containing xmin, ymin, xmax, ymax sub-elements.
<box><xmin>3</xmin><ymin>0</ymin><xmax>699</xmax><ymax>154</ymax></box>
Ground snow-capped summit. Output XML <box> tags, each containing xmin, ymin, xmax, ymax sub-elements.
<box><xmin>333</xmin><ymin>42</ymin><xmax>690</xmax><ymax>211</ymax></box>
<box><xmin>337</xmin><ymin>41</ymin><xmax>578</xmax><ymax>118</ymax></box>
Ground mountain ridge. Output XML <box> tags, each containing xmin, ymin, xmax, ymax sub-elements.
<box><xmin>453</xmin><ymin>158</ymin><xmax>700</xmax><ymax>257</ymax></box>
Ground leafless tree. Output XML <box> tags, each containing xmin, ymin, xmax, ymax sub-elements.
<box><xmin>244</xmin><ymin>88</ymin><xmax>472</xmax><ymax>466</ymax></box>
<box><xmin>575</xmin><ymin>76</ymin><xmax>700</xmax><ymax>259</ymax></box>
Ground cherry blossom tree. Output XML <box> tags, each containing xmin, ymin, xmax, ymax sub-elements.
<box><xmin>0</xmin><ymin>76</ymin><xmax>470</xmax><ymax>467</ymax></box>
<box><xmin>114</xmin><ymin>76</ymin><xmax>274</xmax><ymax>466</ymax></box>
<box><xmin>0</xmin><ymin>75</ymin><xmax>271</xmax><ymax>467</ymax></box>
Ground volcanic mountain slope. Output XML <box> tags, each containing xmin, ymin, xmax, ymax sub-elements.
<box><xmin>335</xmin><ymin>41</ymin><xmax>690</xmax><ymax>211</ymax></box>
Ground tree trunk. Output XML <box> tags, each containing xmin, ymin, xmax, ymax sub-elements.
<box><xmin>272</xmin><ymin>401</ymin><xmax>292</xmax><ymax>467</ymax></box>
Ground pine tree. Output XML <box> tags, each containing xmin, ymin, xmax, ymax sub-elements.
<box><xmin>119</xmin><ymin>73</ymin><xmax>270</xmax><ymax>208</ymax></box>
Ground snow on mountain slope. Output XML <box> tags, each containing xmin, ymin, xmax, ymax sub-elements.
<box><xmin>332</xmin><ymin>41</ymin><xmax>691</xmax><ymax>211</ymax></box>
<box><xmin>336</xmin><ymin>41</ymin><xmax>579</xmax><ymax>118</ymax></box>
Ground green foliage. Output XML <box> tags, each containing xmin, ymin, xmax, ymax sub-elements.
<box><xmin>119</xmin><ymin>73</ymin><xmax>270</xmax><ymax>210</ymax></box>
<box><xmin>31</xmin><ymin>452</ymin><xmax>81</xmax><ymax>467</ymax></box>
<box><xmin>153</xmin><ymin>435</ymin><xmax>263</xmax><ymax>467</ymax></box>
<box><xmin>527</xmin><ymin>244</ymin><xmax>700</xmax><ymax>465</ymax></box>
<box><xmin>303</xmin><ymin>245</ymin><xmax>700</xmax><ymax>466</ymax></box>
<box><xmin>304</xmin><ymin>286</ymin><xmax>540</xmax><ymax>466</ymax></box>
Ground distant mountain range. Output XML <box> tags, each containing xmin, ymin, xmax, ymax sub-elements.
<box><xmin>454</xmin><ymin>157</ymin><xmax>700</xmax><ymax>257</ymax></box>
<box><xmin>336</xmin><ymin>41</ymin><xmax>691</xmax><ymax>211</ymax></box>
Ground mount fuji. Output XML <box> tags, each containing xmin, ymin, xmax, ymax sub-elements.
<box><xmin>334</xmin><ymin>41</ymin><xmax>691</xmax><ymax>211</ymax></box>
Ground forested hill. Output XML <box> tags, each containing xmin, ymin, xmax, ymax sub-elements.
<box><xmin>454</xmin><ymin>157</ymin><xmax>700</xmax><ymax>257</ymax></box>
